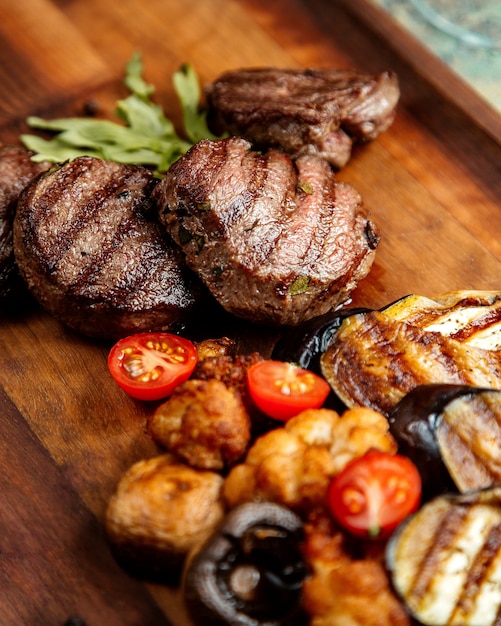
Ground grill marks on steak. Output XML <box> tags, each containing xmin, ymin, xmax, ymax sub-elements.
<box><xmin>14</xmin><ymin>156</ymin><xmax>201</xmax><ymax>339</ymax></box>
<box><xmin>154</xmin><ymin>137</ymin><xmax>379</xmax><ymax>326</ymax></box>
<box><xmin>205</xmin><ymin>67</ymin><xmax>400</xmax><ymax>169</ymax></box>
<box><xmin>0</xmin><ymin>145</ymin><xmax>49</xmax><ymax>300</ymax></box>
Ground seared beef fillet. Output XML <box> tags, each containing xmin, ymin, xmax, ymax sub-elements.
<box><xmin>154</xmin><ymin>137</ymin><xmax>378</xmax><ymax>326</ymax></box>
<box><xmin>0</xmin><ymin>145</ymin><xmax>49</xmax><ymax>300</ymax></box>
<box><xmin>205</xmin><ymin>67</ymin><xmax>400</xmax><ymax>169</ymax></box>
<box><xmin>14</xmin><ymin>156</ymin><xmax>201</xmax><ymax>339</ymax></box>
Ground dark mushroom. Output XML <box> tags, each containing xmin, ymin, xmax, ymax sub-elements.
<box><xmin>389</xmin><ymin>384</ymin><xmax>501</xmax><ymax>499</ymax></box>
<box><xmin>183</xmin><ymin>502</ymin><xmax>309</xmax><ymax>626</ymax></box>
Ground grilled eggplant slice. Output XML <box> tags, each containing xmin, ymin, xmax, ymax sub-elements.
<box><xmin>389</xmin><ymin>384</ymin><xmax>501</xmax><ymax>498</ymax></box>
<box><xmin>320</xmin><ymin>291</ymin><xmax>501</xmax><ymax>416</ymax></box>
<box><xmin>386</xmin><ymin>487</ymin><xmax>501</xmax><ymax>626</ymax></box>
<box><xmin>271</xmin><ymin>306</ymin><xmax>369</xmax><ymax>372</ymax></box>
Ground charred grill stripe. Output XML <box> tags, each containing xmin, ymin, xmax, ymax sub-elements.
<box><xmin>449</xmin><ymin>523</ymin><xmax>501</xmax><ymax>624</ymax></box>
<box><xmin>398</xmin><ymin>300</ymin><xmax>501</xmax><ymax>348</ymax></box>
<box><xmin>32</xmin><ymin>163</ymin><xmax>142</xmax><ymax>269</ymax></box>
<box><xmin>443</xmin><ymin>395</ymin><xmax>501</xmax><ymax>486</ymax></box>
<box><xmin>409</xmin><ymin>506</ymin><xmax>469</xmax><ymax>607</ymax></box>
<box><xmin>54</xmin><ymin>187</ymin><xmax>151</xmax><ymax>287</ymax></box>
<box><xmin>412</xmin><ymin>504</ymin><xmax>501</xmax><ymax>625</ymax></box>
<box><xmin>65</xmin><ymin>213</ymin><xmax>141</xmax><ymax>297</ymax></box>
<box><xmin>209</xmin><ymin>138</ymin><xmax>253</xmax><ymax>232</ymax></box>
<box><xmin>394</xmin><ymin>301</ymin><xmax>496</xmax><ymax>331</ymax></box>
<box><xmin>233</xmin><ymin>150</ymin><xmax>291</xmax><ymax>267</ymax></box>
<box><xmin>451</xmin><ymin>309</ymin><xmax>501</xmax><ymax>342</ymax></box>
<box><xmin>246</xmin><ymin>151</ymin><xmax>283</xmax><ymax>265</ymax></box>
<box><xmin>454</xmin><ymin>296</ymin><xmax>501</xmax><ymax>308</ymax></box>
<box><xmin>290</xmin><ymin>164</ymin><xmax>333</xmax><ymax>271</ymax></box>
<box><xmin>29</xmin><ymin>161</ymin><xmax>95</xmax><ymax>263</ymax></box>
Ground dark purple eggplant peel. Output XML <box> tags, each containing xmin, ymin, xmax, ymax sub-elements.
<box><xmin>271</xmin><ymin>306</ymin><xmax>370</xmax><ymax>372</ymax></box>
<box><xmin>389</xmin><ymin>384</ymin><xmax>501</xmax><ymax>500</ymax></box>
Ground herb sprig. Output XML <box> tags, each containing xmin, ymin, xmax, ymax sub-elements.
<box><xmin>21</xmin><ymin>53</ymin><xmax>220</xmax><ymax>175</ymax></box>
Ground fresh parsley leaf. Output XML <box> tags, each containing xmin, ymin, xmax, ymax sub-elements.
<box><xmin>123</xmin><ymin>52</ymin><xmax>155</xmax><ymax>100</ymax></box>
<box><xmin>21</xmin><ymin>53</ymin><xmax>220</xmax><ymax>174</ymax></box>
<box><xmin>173</xmin><ymin>63</ymin><xmax>221</xmax><ymax>143</ymax></box>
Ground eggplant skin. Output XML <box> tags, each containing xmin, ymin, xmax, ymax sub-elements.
<box><xmin>388</xmin><ymin>384</ymin><xmax>501</xmax><ymax>499</ymax></box>
<box><xmin>435</xmin><ymin>388</ymin><xmax>501</xmax><ymax>494</ymax></box>
<box><xmin>271</xmin><ymin>306</ymin><xmax>370</xmax><ymax>372</ymax></box>
<box><xmin>388</xmin><ymin>384</ymin><xmax>470</xmax><ymax>499</ymax></box>
<box><xmin>320</xmin><ymin>291</ymin><xmax>501</xmax><ymax>416</ymax></box>
<box><xmin>386</xmin><ymin>487</ymin><xmax>501</xmax><ymax>626</ymax></box>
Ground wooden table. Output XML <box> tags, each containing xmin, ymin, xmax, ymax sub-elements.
<box><xmin>1</xmin><ymin>0</ymin><xmax>500</xmax><ymax>624</ymax></box>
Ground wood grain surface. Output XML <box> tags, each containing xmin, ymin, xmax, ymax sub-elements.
<box><xmin>0</xmin><ymin>0</ymin><xmax>500</xmax><ymax>624</ymax></box>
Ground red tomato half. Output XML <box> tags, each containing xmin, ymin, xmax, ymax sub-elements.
<box><xmin>108</xmin><ymin>332</ymin><xmax>198</xmax><ymax>401</ymax></box>
<box><xmin>246</xmin><ymin>360</ymin><xmax>331</xmax><ymax>421</ymax></box>
<box><xmin>327</xmin><ymin>451</ymin><xmax>422</xmax><ymax>540</ymax></box>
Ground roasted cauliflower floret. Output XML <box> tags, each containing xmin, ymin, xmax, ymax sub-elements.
<box><xmin>302</xmin><ymin>511</ymin><xmax>410</xmax><ymax>626</ymax></box>
<box><xmin>149</xmin><ymin>378</ymin><xmax>251</xmax><ymax>470</ymax></box>
<box><xmin>194</xmin><ymin>336</ymin><xmax>237</xmax><ymax>360</ymax></box>
<box><xmin>193</xmin><ymin>350</ymin><xmax>264</xmax><ymax>413</ymax></box>
<box><xmin>223</xmin><ymin>406</ymin><xmax>396</xmax><ymax>513</ymax></box>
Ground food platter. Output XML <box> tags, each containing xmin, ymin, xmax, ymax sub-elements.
<box><xmin>1</xmin><ymin>0</ymin><xmax>501</xmax><ymax>624</ymax></box>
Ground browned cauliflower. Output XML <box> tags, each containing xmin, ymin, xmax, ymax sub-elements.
<box><xmin>194</xmin><ymin>336</ymin><xmax>237</xmax><ymax>360</ymax></box>
<box><xmin>149</xmin><ymin>378</ymin><xmax>251</xmax><ymax>470</ymax></box>
<box><xmin>192</xmin><ymin>349</ymin><xmax>265</xmax><ymax>427</ymax></box>
<box><xmin>301</xmin><ymin>510</ymin><xmax>410</xmax><ymax>626</ymax></box>
<box><xmin>223</xmin><ymin>406</ymin><xmax>397</xmax><ymax>513</ymax></box>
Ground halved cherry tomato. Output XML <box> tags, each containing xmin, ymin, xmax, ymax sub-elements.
<box><xmin>327</xmin><ymin>451</ymin><xmax>422</xmax><ymax>540</ymax></box>
<box><xmin>246</xmin><ymin>360</ymin><xmax>331</xmax><ymax>421</ymax></box>
<box><xmin>108</xmin><ymin>332</ymin><xmax>198</xmax><ymax>401</ymax></box>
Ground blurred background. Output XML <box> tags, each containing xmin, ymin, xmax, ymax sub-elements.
<box><xmin>370</xmin><ymin>0</ymin><xmax>501</xmax><ymax>113</ymax></box>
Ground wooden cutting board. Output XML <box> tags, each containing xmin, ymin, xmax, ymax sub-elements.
<box><xmin>1</xmin><ymin>0</ymin><xmax>500</xmax><ymax>624</ymax></box>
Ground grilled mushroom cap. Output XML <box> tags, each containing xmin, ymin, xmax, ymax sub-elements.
<box><xmin>183</xmin><ymin>502</ymin><xmax>309</xmax><ymax>625</ymax></box>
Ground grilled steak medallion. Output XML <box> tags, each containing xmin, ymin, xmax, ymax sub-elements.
<box><xmin>14</xmin><ymin>156</ymin><xmax>202</xmax><ymax>339</ymax></box>
<box><xmin>154</xmin><ymin>137</ymin><xmax>379</xmax><ymax>326</ymax></box>
<box><xmin>0</xmin><ymin>145</ymin><xmax>49</xmax><ymax>300</ymax></box>
<box><xmin>205</xmin><ymin>67</ymin><xmax>400</xmax><ymax>169</ymax></box>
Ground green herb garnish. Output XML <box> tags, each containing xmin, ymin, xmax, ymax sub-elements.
<box><xmin>21</xmin><ymin>52</ymin><xmax>221</xmax><ymax>175</ymax></box>
<box><xmin>298</xmin><ymin>181</ymin><xmax>313</xmax><ymax>194</ymax></box>
<box><xmin>289</xmin><ymin>275</ymin><xmax>310</xmax><ymax>295</ymax></box>
<box><xmin>173</xmin><ymin>63</ymin><xmax>220</xmax><ymax>144</ymax></box>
